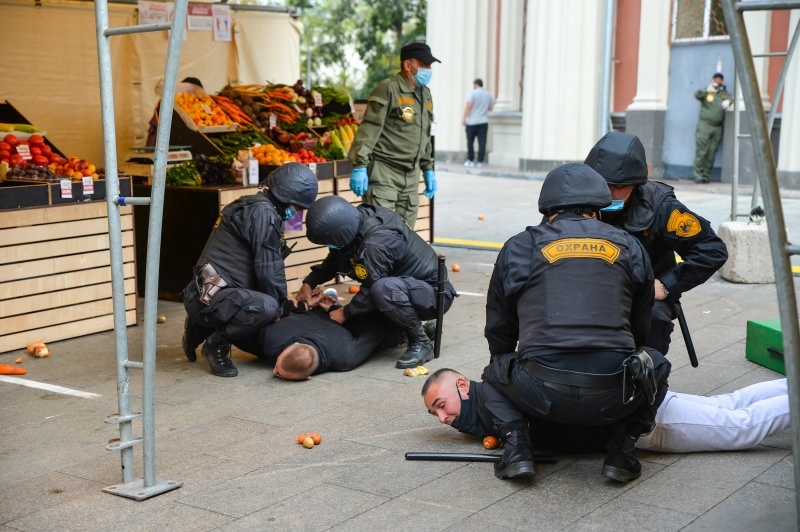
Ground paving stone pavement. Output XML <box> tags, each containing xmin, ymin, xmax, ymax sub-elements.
<box><xmin>0</xmin><ymin>166</ymin><xmax>798</xmax><ymax>531</ymax></box>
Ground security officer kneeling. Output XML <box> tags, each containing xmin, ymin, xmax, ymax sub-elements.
<box><xmin>298</xmin><ymin>196</ymin><xmax>457</xmax><ymax>369</ymax></box>
<box><xmin>182</xmin><ymin>163</ymin><xmax>319</xmax><ymax>377</ymax></box>
<box><xmin>482</xmin><ymin>163</ymin><xmax>671</xmax><ymax>481</ymax></box>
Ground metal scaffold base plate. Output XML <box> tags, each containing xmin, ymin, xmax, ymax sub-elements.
<box><xmin>102</xmin><ymin>477</ymin><xmax>182</xmax><ymax>501</ymax></box>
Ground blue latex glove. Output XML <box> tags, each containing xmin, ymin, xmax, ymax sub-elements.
<box><xmin>423</xmin><ymin>170</ymin><xmax>437</xmax><ymax>199</ymax></box>
<box><xmin>350</xmin><ymin>167</ymin><xmax>369</xmax><ymax>197</ymax></box>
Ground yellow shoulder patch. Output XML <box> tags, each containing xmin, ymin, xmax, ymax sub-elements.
<box><xmin>426</xmin><ymin>101</ymin><xmax>433</xmax><ymax>110</ymax></box>
<box><xmin>667</xmin><ymin>209</ymin><xmax>701</xmax><ymax>237</ymax></box>
<box><xmin>213</xmin><ymin>215</ymin><xmax>222</xmax><ymax>229</ymax></box>
<box><xmin>354</xmin><ymin>263</ymin><xmax>368</xmax><ymax>280</ymax></box>
<box><xmin>397</xmin><ymin>96</ymin><xmax>415</xmax><ymax>106</ymax></box>
<box><xmin>541</xmin><ymin>238</ymin><xmax>621</xmax><ymax>264</ymax></box>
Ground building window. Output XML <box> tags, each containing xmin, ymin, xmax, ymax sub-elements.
<box><xmin>672</xmin><ymin>0</ymin><xmax>728</xmax><ymax>42</ymax></box>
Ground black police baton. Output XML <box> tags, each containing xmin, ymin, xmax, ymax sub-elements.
<box><xmin>434</xmin><ymin>255</ymin><xmax>446</xmax><ymax>359</ymax></box>
<box><xmin>675</xmin><ymin>302</ymin><xmax>699</xmax><ymax>368</ymax></box>
<box><xmin>405</xmin><ymin>452</ymin><xmax>557</xmax><ymax>464</ymax></box>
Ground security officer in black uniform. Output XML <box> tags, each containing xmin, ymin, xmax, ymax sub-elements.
<box><xmin>297</xmin><ymin>195</ymin><xmax>457</xmax><ymax>369</ymax></box>
<box><xmin>182</xmin><ymin>162</ymin><xmax>319</xmax><ymax>377</ymax></box>
<box><xmin>584</xmin><ymin>132</ymin><xmax>728</xmax><ymax>356</ymax></box>
<box><xmin>482</xmin><ymin>163</ymin><xmax>671</xmax><ymax>481</ymax></box>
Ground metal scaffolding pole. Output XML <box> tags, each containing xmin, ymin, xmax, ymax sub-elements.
<box><xmin>721</xmin><ymin>0</ymin><xmax>800</xmax><ymax>519</ymax></box>
<box><xmin>93</xmin><ymin>0</ymin><xmax>188</xmax><ymax>500</ymax></box>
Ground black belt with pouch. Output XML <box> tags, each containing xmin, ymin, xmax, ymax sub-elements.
<box><xmin>195</xmin><ymin>263</ymin><xmax>228</xmax><ymax>305</ymax></box>
<box><xmin>622</xmin><ymin>350</ymin><xmax>657</xmax><ymax>405</ymax></box>
<box><xmin>520</xmin><ymin>359</ymin><xmax>623</xmax><ymax>396</ymax></box>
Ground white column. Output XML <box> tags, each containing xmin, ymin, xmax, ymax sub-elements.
<box><xmin>627</xmin><ymin>0</ymin><xmax>671</xmax><ymax>111</ymax></box>
<box><xmin>520</xmin><ymin>0</ymin><xmax>605</xmax><ymax>164</ymax></box>
<box><xmin>777</xmin><ymin>10</ymin><xmax>800</xmax><ymax>175</ymax></box>
<box><xmin>427</xmin><ymin>0</ymin><xmax>494</xmax><ymax>156</ymax></box>
<box><xmin>494</xmin><ymin>0</ymin><xmax>523</xmax><ymax>111</ymax></box>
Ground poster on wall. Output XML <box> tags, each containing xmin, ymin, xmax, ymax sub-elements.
<box><xmin>138</xmin><ymin>0</ymin><xmax>168</xmax><ymax>24</ymax></box>
<box><xmin>187</xmin><ymin>4</ymin><xmax>213</xmax><ymax>31</ymax></box>
<box><xmin>165</xmin><ymin>2</ymin><xmax>187</xmax><ymax>41</ymax></box>
<box><xmin>212</xmin><ymin>5</ymin><xmax>232</xmax><ymax>42</ymax></box>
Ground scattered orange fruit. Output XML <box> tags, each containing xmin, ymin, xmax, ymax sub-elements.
<box><xmin>302</xmin><ymin>437</ymin><xmax>315</xmax><ymax>449</ymax></box>
<box><xmin>348</xmin><ymin>286</ymin><xmax>360</xmax><ymax>294</ymax></box>
<box><xmin>451</xmin><ymin>264</ymin><xmax>461</xmax><ymax>272</ymax></box>
<box><xmin>26</xmin><ymin>341</ymin><xmax>49</xmax><ymax>358</ymax></box>
<box><xmin>478</xmin><ymin>214</ymin><xmax>485</xmax><ymax>220</ymax></box>
<box><xmin>15</xmin><ymin>357</ymin><xmax>23</xmax><ymax>364</ymax></box>
<box><xmin>297</xmin><ymin>432</ymin><xmax>322</xmax><ymax>445</ymax></box>
<box><xmin>483</xmin><ymin>435</ymin><xmax>500</xmax><ymax>449</ymax></box>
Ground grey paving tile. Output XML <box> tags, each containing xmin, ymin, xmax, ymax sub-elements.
<box><xmin>564</xmin><ymin>497</ymin><xmax>696</xmax><ymax>532</ymax></box>
<box><xmin>667</xmin><ymin>359</ymin><xmax>753</xmax><ymax>396</ymax></box>
<box><xmin>620</xmin><ymin>447</ymin><xmax>788</xmax><ymax>515</ymax></box>
<box><xmin>221</xmin><ymin>483</ymin><xmax>387</xmax><ymax>531</ymax></box>
<box><xmin>0</xmin><ymin>472</ymin><xmax>104</xmax><ymax>525</ymax></box>
<box><xmin>329</xmin><ymin>498</ymin><xmax>472</xmax><ymax>532</ymax></box>
<box><xmin>682</xmin><ymin>481</ymin><xmax>797</xmax><ymax>532</ymax></box>
<box><xmin>472</xmin><ymin>458</ymin><xmax>665</xmax><ymax>530</ymax></box>
<box><xmin>755</xmin><ymin>454</ymin><xmax>795</xmax><ymax>489</ymax></box>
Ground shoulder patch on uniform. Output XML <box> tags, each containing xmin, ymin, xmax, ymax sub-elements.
<box><xmin>426</xmin><ymin>101</ymin><xmax>433</xmax><ymax>110</ymax></box>
<box><xmin>706</xmin><ymin>93</ymin><xmax>715</xmax><ymax>102</ymax></box>
<box><xmin>354</xmin><ymin>263</ymin><xmax>368</xmax><ymax>280</ymax></box>
<box><xmin>667</xmin><ymin>209</ymin><xmax>701</xmax><ymax>237</ymax></box>
<box><xmin>397</xmin><ymin>96</ymin><xmax>414</xmax><ymax>106</ymax></box>
<box><xmin>541</xmin><ymin>238</ymin><xmax>621</xmax><ymax>264</ymax></box>
<box><xmin>213</xmin><ymin>215</ymin><xmax>222</xmax><ymax>229</ymax></box>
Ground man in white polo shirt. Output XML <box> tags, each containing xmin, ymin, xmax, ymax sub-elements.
<box><xmin>462</xmin><ymin>78</ymin><xmax>494</xmax><ymax>167</ymax></box>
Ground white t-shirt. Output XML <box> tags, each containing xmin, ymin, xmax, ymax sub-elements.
<box><xmin>466</xmin><ymin>88</ymin><xmax>494</xmax><ymax>126</ymax></box>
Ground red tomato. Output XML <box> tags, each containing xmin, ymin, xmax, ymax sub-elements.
<box><xmin>30</xmin><ymin>147</ymin><xmax>42</xmax><ymax>156</ymax></box>
<box><xmin>3</xmin><ymin>134</ymin><xmax>18</xmax><ymax>147</ymax></box>
<box><xmin>32</xmin><ymin>155</ymin><xmax>49</xmax><ymax>166</ymax></box>
<box><xmin>16</xmin><ymin>140</ymin><xmax>29</xmax><ymax>146</ymax></box>
<box><xmin>0</xmin><ymin>150</ymin><xmax>9</xmax><ymax>159</ymax></box>
<box><xmin>0</xmin><ymin>141</ymin><xmax>10</xmax><ymax>151</ymax></box>
<box><xmin>28</xmin><ymin>134</ymin><xmax>44</xmax><ymax>148</ymax></box>
<box><xmin>41</xmin><ymin>145</ymin><xmax>52</xmax><ymax>155</ymax></box>
<box><xmin>10</xmin><ymin>153</ymin><xmax>22</xmax><ymax>164</ymax></box>
<box><xmin>48</xmin><ymin>153</ymin><xmax>61</xmax><ymax>163</ymax></box>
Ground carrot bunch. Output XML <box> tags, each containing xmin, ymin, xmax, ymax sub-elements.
<box><xmin>211</xmin><ymin>95</ymin><xmax>252</xmax><ymax>125</ymax></box>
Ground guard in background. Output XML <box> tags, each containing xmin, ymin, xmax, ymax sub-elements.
<box><xmin>347</xmin><ymin>42</ymin><xmax>439</xmax><ymax>228</ymax></box>
<box><xmin>182</xmin><ymin>163</ymin><xmax>318</xmax><ymax>377</ymax></box>
<box><xmin>692</xmin><ymin>72</ymin><xmax>731</xmax><ymax>184</ymax></box>
<box><xmin>297</xmin><ymin>195</ymin><xmax>457</xmax><ymax>369</ymax></box>
<box><xmin>584</xmin><ymin>132</ymin><xmax>728</xmax><ymax>356</ymax></box>
<box><xmin>482</xmin><ymin>163</ymin><xmax>671</xmax><ymax>481</ymax></box>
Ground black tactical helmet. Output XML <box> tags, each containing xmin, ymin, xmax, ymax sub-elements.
<box><xmin>538</xmin><ymin>163</ymin><xmax>612</xmax><ymax>215</ymax></box>
<box><xmin>263</xmin><ymin>162</ymin><xmax>319</xmax><ymax>209</ymax></box>
<box><xmin>583</xmin><ymin>132</ymin><xmax>648</xmax><ymax>186</ymax></box>
<box><xmin>305</xmin><ymin>195</ymin><xmax>360</xmax><ymax>247</ymax></box>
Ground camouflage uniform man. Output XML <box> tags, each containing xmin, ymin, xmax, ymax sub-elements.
<box><xmin>347</xmin><ymin>42</ymin><xmax>439</xmax><ymax>228</ymax></box>
<box><xmin>693</xmin><ymin>72</ymin><xmax>731</xmax><ymax>183</ymax></box>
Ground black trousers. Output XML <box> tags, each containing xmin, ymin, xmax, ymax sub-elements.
<box><xmin>483</xmin><ymin>348</ymin><xmax>671</xmax><ymax>440</ymax></box>
<box><xmin>183</xmin><ymin>280</ymin><xmax>280</xmax><ymax>342</ymax></box>
<box><xmin>466</xmin><ymin>123</ymin><xmax>489</xmax><ymax>163</ymax></box>
<box><xmin>647</xmin><ymin>300</ymin><xmax>677</xmax><ymax>356</ymax></box>
<box><xmin>368</xmin><ymin>276</ymin><xmax>457</xmax><ymax>330</ymax></box>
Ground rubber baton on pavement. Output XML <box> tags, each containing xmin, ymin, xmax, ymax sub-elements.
<box><xmin>405</xmin><ymin>452</ymin><xmax>557</xmax><ymax>464</ymax></box>
<box><xmin>675</xmin><ymin>302</ymin><xmax>699</xmax><ymax>368</ymax></box>
<box><xmin>434</xmin><ymin>255</ymin><xmax>446</xmax><ymax>359</ymax></box>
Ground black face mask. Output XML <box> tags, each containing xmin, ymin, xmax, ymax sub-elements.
<box><xmin>451</xmin><ymin>386</ymin><xmax>482</xmax><ymax>436</ymax></box>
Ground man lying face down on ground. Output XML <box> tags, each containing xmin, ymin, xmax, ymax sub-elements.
<box><xmin>422</xmin><ymin>368</ymin><xmax>790</xmax><ymax>458</ymax></box>
<box><xmin>232</xmin><ymin>294</ymin><xmax>409</xmax><ymax>380</ymax></box>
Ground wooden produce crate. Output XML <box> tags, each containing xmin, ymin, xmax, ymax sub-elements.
<box><xmin>0</xmin><ymin>202</ymin><xmax>138</xmax><ymax>354</ymax></box>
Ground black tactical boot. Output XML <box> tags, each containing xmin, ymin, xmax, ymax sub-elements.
<box><xmin>422</xmin><ymin>320</ymin><xmax>437</xmax><ymax>342</ymax></box>
<box><xmin>601</xmin><ymin>434</ymin><xmax>641</xmax><ymax>482</ymax></box>
<box><xmin>201</xmin><ymin>331</ymin><xmax>238</xmax><ymax>377</ymax></box>
<box><xmin>494</xmin><ymin>420</ymin><xmax>535</xmax><ymax>479</ymax></box>
<box><xmin>396</xmin><ymin>324</ymin><xmax>435</xmax><ymax>369</ymax></box>
<box><xmin>182</xmin><ymin>315</ymin><xmax>213</xmax><ymax>362</ymax></box>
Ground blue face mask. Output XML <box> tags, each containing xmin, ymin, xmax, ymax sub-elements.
<box><xmin>600</xmin><ymin>199</ymin><xmax>626</xmax><ymax>213</ymax></box>
<box><xmin>413</xmin><ymin>67</ymin><xmax>432</xmax><ymax>87</ymax></box>
<box><xmin>282</xmin><ymin>206</ymin><xmax>297</xmax><ymax>221</ymax></box>
<box><xmin>326</xmin><ymin>244</ymin><xmax>342</xmax><ymax>250</ymax></box>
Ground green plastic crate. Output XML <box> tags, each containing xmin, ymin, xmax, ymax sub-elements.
<box><xmin>745</xmin><ymin>319</ymin><xmax>786</xmax><ymax>375</ymax></box>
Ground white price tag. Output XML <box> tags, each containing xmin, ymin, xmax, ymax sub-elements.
<box><xmin>349</xmin><ymin>96</ymin><xmax>356</xmax><ymax>116</ymax></box>
<box><xmin>269</xmin><ymin>113</ymin><xmax>277</xmax><ymax>130</ymax></box>
<box><xmin>308</xmin><ymin>162</ymin><xmax>317</xmax><ymax>175</ymax></box>
<box><xmin>201</xmin><ymin>104</ymin><xmax>213</xmax><ymax>114</ymax></box>
<box><xmin>313</xmin><ymin>93</ymin><xmax>323</xmax><ymax>107</ymax></box>
<box><xmin>60</xmin><ymin>178</ymin><xmax>73</xmax><ymax>198</ymax></box>
<box><xmin>248</xmin><ymin>158</ymin><xmax>259</xmax><ymax>185</ymax></box>
<box><xmin>16</xmin><ymin>144</ymin><xmax>32</xmax><ymax>160</ymax></box>
<box><xmin>82</xmin><ymin>176</ymin><xmax>94</xmax><ymax>195</ymax></box>
<box><xmin>429</xmin><ymin>122</ymin><xmax>437</xmax><ymax>137</ymax></box>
